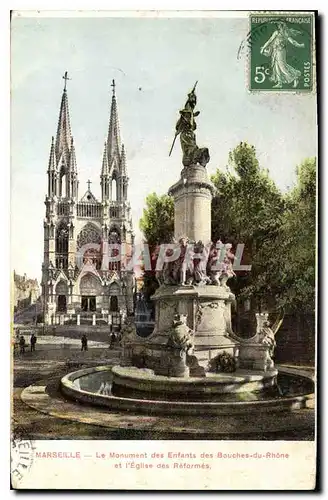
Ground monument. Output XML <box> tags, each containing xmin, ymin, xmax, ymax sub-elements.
<box><xmin>60</xmin><ymin>84</ymin><xmax>314</xmax><ymax>428</ymax></box>
<box><xmin>117</xmin><ymin>83</ymin><xmax>279</xmax><ymax>385</ymax></box>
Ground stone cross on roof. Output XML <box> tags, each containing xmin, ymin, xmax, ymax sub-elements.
<box><xmin>111</xmin><ymin>79</ymin><xmax>116</xmax><ymax>96</ymax></box>
<box><xmin>62</xmin><ymin>71</ymin><xmax>71</xmax><ymax>91</ymax></box>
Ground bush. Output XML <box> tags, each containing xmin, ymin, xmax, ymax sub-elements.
<box><xmin>208</xmin><ymin>351</ymin><xmax>236</xmax><ymax>373</ymax></box>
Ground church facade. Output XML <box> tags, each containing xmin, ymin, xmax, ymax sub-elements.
<box><xmin>42</xmin><ymin>75</ymin><xmax>135</xmax><ymax>326</ymax></box>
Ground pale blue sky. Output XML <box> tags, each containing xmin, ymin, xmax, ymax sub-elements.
<box><xmin>11</xmin><ymin>14</ymin><xmax>317</xmax><ymax>280</ymax></box>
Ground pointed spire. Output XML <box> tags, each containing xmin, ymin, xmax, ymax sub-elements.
<box><xmin>121</xmin><ymin>143</ymin><xmax>127</xmax><ymax>176</ymax></box>
<box><xmin>48</xmin><ymin>136</ymin><xmax>56</xmax><ymax>171</ymax></box>
<box><xmin>107</xmin><ymin>79</ymin><xmax>121</xmax><ymax>163</ymax></box>
<box><xmin>101</xmin><ymin>141</ymin><xmax>109</xmax><ymax>175</ymax></box>
<box><xmin>69</xmin><ymin>137</ymin><xmax>77</xmax><ymax>172</ymax></box>
<box><xmin>55</xmin><ymin>72</ymin><xmax>72</xmax><ymax>169</ymax></box>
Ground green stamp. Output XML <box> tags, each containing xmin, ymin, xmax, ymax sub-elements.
<box><xmin>249</xmin><ymin>13</ymin><xmax>314</xmax><ymax>91</ymax></box>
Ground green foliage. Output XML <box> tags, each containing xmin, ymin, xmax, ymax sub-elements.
<box><xmin>208</xmin><ymin>351</ymin><xmax>237</xmax><ymax>373</ymax></box>
<box><xmin>139</xmin><ymin>193</ymin><xmax>174</xmax><ymax>302</ymax></box>
<box><xmin>211</xmin><ymin>142</ymin><xmax>286</xmax><ymax>308</ymax></box>
<box><xmin>139</xmin><ymin>193</ymin><xmax>174</xmax><ymax>245</ymax></box>
<box><xmin>268</xmin><ymin>158</ymin><xmax>316</xmax><ymax>313</ymax></box>
<box><xmin>139</xmin><ymin>143</ymin><xmax>316</xmax><ymax>314</ymax></box>
<box><xmin>215</xmin><ymin>150</ymin><xmax>316</xmax><ymax>314</ymax></box>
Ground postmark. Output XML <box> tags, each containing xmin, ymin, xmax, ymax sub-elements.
<box><xmin>11</xmin><ymin>438</ymin><xmax>35</xmax><ymax>488</ymax></box>
<box><xmin>247</xmin><ymin>13</ymin><xmax>314</xmax><ymax>92</ymax></box>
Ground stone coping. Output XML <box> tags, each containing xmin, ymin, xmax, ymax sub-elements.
<box><xmin>112</xmin><ymin>365</ymin><xmax>277</xmax><ymax>384</ymax></box>
<box><xmin>20</xmin><ymin>365</ymin><xmax>315</xmax><ymax>437</ymax></box>
<box><xmin>112</xmin><ymin>366</ymin><xmax>278</xmax><ymax>395</ymax></box>
<box><xmin>152</xmin><ymin>285</ymin><xmax>235</xmax><ymax>301</ymax></box>
<box><xmin>59</xmin><ymin>365</ymin><xmax>314</xmax><ymax>416</ymax></box>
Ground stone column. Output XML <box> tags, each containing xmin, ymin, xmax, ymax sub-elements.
<box><xmin>92</xmin><ymin>314</ymin><xmax>96</xmax><ymax>326</ymax></box>
<box><xmin>168</xmin><ymin>165</ymin><xmax>215</xmax><ymax>243</ymax></box>
<box><xmin>77</xmin><ymin>314</ymin><xmax>80</xmax><ymax>326</ymax></box>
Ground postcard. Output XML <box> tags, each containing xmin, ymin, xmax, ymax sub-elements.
<box><xmin>11</xmin><ymin>9</ymin><xmax>317</xmax><ymax>490</ymax></box>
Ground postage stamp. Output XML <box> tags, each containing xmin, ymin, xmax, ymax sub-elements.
<box><xmin>249</xmin><ymin>12</ymin><xmax>314</xmax><ymax>92</ymax></box>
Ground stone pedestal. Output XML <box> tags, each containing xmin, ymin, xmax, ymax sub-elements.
<box><xmin>168</xmin><ymin>165</ymin><xmax>215</xmax><ymax>243</ymax></box>
<box><xmin>155</xmin><ymin>349</ymin><xmax>190</xmax><ymax>378</ymax></box>
<box><xmin>145</xmin><ymin>284</ymin><xmax>237</xmax><ymax>367</ymax></box>
<box><xmin>238</xmin><ymin>343</ymin><xmax>274</xmax><ymax>372</ymax></box>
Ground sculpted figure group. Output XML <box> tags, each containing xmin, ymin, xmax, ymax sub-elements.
<box><xmin>156</xmin><ymin>238</ymin><xmax>235</xmax><ymax>288</ymax></box>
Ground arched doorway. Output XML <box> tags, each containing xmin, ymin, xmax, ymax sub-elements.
<box><xmin>56</xmin><ymin>280</ymin><xmax>68</xmax><ymax>313</ymax></box>
<box><xmin>109</xmin><ymin>295</ymin><xmax>118</xmax><ymax>312</ymax></box>
<box><xmin>57</xmin><ymin>295</ymin><xmax>67</xmax><ymax>312</ymax></box>
<box><xmin>79</xmin><ymin>273</ymin><xmax>102</xmax><ymax>312</ymax></box>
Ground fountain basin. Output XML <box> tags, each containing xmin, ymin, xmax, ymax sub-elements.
<box><xmin>60</xmin><ymin>365</ymin><xmax>314</xmax><ymax>417</ymax></box>
<box><xmin>111</xmin><ymin>365</ymin><xmax>278</xmax><ymax>398</ymax></box>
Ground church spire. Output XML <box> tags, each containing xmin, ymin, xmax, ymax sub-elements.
<box><xmin>48</xmin><ymin>136</ymin><xmax>55</xmax><ymax>172</ymax></box>
<box><xmin>101</xmin><ymin>141</ymin><xmax>109</xmax><ymax>175</ymax></box>
<box><xmin>55</xmin><ymin>71</ymin><xmax>72</xmax><ymax>169</ymax></box>
<box><xmin>107</xmin><ymin>79</ymin><xmax>121</xmax><ymax>164</ymax></box>
<box><xmin>121</xmin><ymin>143</ymin><xmax>127</xmax><ymax>176</ymax></box>
<box><xmin>100</xmin><ymin>141</ymin><xmax>110</xmax><ymax>201</ymax></box>
<box><xmin>47</xmin><ymin>136</ymin><xmax>57</xmax><ymax>197</ymax></box>
<box><xmin>69</xmin><ymin>137</ymin><xmax>77</xmax><ymax>172</ymax></box>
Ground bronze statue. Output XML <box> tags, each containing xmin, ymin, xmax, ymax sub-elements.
<box><xmin>169</xmin><ymin>82</ymin><xmax>210</xmax><ymax>167</ymax></box>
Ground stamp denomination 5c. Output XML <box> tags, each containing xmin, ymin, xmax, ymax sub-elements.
<box><xmin>249</xmin><ymin>13</ymin><xmax>314</xmax><ymax>92</ymax></box>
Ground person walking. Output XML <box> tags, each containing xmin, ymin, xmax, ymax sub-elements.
<box><xmin>30</xmin><ymin>333</ymin><xmax>37</xmax><ymax>352</ymax></box>
<box><xmin>81</xmin><ymin>334</ymin><xmax>88</xmax><ymax>352</ymax></box>
<box><xmin>109</xmin><ymin>331</ymin><xmax>116</xmax><ymax>349</ymax></box>
<box><xmin>19</xmin><ymin>335</ymin><xmax>26</xmax><ymax>355</ymax></box>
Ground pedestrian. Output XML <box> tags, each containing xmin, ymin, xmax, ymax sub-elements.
<box><xmin>19</xmin><ymin>335</ymin><xmax>26</xmax><ymax>355</ymax></box>
<box><xmin>81</xmin><ymin>334</ymin><xmax>88</xmax><ymax>351</ymax></box>
<box><xmin>30</xmin><ymin>333</ymin><xmax>37</xmax><ymax>352</ymax></box>
<box><xmin>109</xmin><ymin>331</ymin><xmax>116</xmax><ymax>349</ymax></box>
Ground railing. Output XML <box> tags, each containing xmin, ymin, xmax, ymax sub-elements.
<box><xmin>56</xmin><ymin>200</ymin><xmax>125</xmax><ymax>219</ymax></box>
<box><xmin>77</xmin><ymin>203</ymin><xmax>102</xmax><ymax>218</ymax></box>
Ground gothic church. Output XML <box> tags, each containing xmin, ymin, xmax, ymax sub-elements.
<box><xmin>42</xmin><ymin>74</ymin><xmax>135</xmax><ymax>326</ymax></box>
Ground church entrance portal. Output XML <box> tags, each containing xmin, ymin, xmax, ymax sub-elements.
<box><xmin>81</xmin><ymin>296</ymin><xmax>96</xmax><ymax>312</ymax></box>
<box><xmin>57</xmin><ymin>295</ymin><xmax>67</xmax><ymax>313</ymax></box>
<box><xmin>109</xmin><ymin>295</ymin><xmax>119</xmax><ymax>312</ymax></box>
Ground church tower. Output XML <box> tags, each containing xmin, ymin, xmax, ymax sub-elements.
<box><xmin>42</xmin><ymin>74</ymin><xmax>135</xmax><ymax>327</ymax></box>
<box><xmin>100</xmin><ymin>80</ymin><xmax>129</xmax><ymax>204</ymax></box>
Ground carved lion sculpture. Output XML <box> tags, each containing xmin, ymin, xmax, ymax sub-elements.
<box><xmin>166</xmin><ymin>314</ymin><xmax>194</xmax><ymax>355</ymax></box>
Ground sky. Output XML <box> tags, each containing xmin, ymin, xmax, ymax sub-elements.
<box><xmin>11</xmin><ymin>12</ymin><xmax>317</xmax><ymax>281</ymax></box>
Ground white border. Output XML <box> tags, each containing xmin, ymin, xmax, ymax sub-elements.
<box><xmin>3</xmin><ymin>1</ymin><xmax>325</xmax><ymax>496</ymax></box>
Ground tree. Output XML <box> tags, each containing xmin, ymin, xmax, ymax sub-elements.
<box><xmin>139</xmin><ymin>193</ymin><xmax>174</xmax><ymax>302</ymax></box>
<box><xmin>138</xmin><ymin>146</ymin><xmax>316</xmax><ymax>316</ymax></box>
<box><xmin>211</xmin><ymin>142</ymin><xmax>286</xmax><ymax>310</ymax></box>
<box><xmin>266</xmin><ymin>158</ymin><xmax>316</xmax><ymax>314</ymax></box>
<box><xmin>139</xmin><ymin>193</ymin><xmax>174</xmax><ymax>246</ymax></box>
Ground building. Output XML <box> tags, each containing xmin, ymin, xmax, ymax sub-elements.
<box><xmin>42</xmin><ymin>74</ymin><xmax>135</xmax><ymax>327</ymax></box>
<box><xmin>13</xmin><ymin>271</ymin><xmax>40</xmax><ymax>311</ymax></box>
